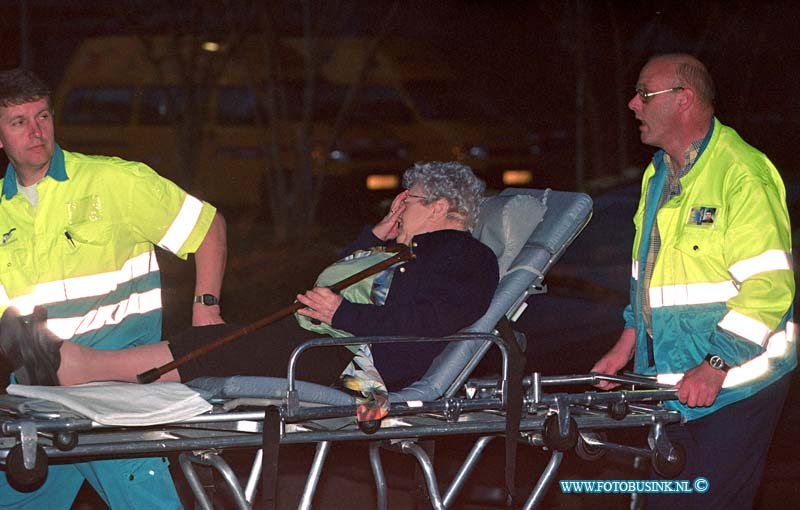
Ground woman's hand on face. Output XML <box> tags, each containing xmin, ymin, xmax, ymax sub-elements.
<box><xmin>296</xmin><ymin>287</ymin><xmax>344</xmax><ymax>325</ymax></box>
<box><xmin>371</xmin><ymin>190</ymin><xmax>408</xmax><ymax>241</ymax></box>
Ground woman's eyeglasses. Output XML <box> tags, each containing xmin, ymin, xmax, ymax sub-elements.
<box><xmin>406</xmin><ymin>193</ymin><xmax>430</xmax><ymax>200</ymax></box>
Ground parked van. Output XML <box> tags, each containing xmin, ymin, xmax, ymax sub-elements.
<box><xmin>54</xmin><ymin>35</ymin><xmax>549</xmax><ymax>208</ymax></box>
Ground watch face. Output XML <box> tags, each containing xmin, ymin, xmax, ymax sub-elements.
<box><xmin>709</xmin><ymin>355</ymin><xmax>724</xmax><ymax>370</ymax></box>
<box><xmin>202</xmin><ymin>294</ymin><xmax>218</xmax><ymax>305</ymax></box>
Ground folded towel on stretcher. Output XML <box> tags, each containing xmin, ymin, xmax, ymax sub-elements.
<box><xmin>7</xmin><ymin>381</ymin><xmax>212</xmax><ymax>426</ymax></box>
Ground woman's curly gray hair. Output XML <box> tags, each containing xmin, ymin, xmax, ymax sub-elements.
<box><xmin>402</xmin><ymin>161</ymin><xmax>486</xmax><ymax>228</ymax></box>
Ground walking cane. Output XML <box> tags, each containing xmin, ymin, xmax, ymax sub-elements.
<box><xmin>136</xmin><ymin>247</ymin><xmax>414</xmax><ymax>383</ymax></box>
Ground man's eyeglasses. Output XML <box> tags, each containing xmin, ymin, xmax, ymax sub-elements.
<box><xmin>635</xmin><ymin>87</ymin><xmax>684</xmax><ymax>103</ymax></box>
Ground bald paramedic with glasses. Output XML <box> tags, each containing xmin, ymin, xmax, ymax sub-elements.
<box><xmin>592</xmin><ymin>54</ymin><xmax>794</xmax><ymax>510</ymax></box>
<box><xmin>0</xmin><ymin>68</ymin><xmax>226</xmax><ymax>510</ymax></box>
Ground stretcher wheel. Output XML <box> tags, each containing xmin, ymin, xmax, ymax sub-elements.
<box><xmin>575</xmin><ymin>432</ymin><xmax>607</xmax><ymax>461</ymax></box>
<box><xmin>358</xmin><ymin>419</ymin><xmax>382</xmax><ymax>434</ymax></box>
<box><xmin>6</xmin><ymin>444</ymin><xmax>48</xmax><ymax>492</ymax></box>
<box><xmin>652</xmin><ymin>443</ymin><xmax>686</xmax><ymax>479</ymax></box>
<box><xmin>608</xmin><ymin>400</ymin><xmax>629</xmax><ymax>420</ymax></box>
<box><xmin>54</xmin><ymin>431</ymin><xmax>78</xmax><ymax>451</ymax></box>
<box><xmin>542</xmin><ymin>414</ymin><xmax>578</xmax><ymax>451</ymax></box>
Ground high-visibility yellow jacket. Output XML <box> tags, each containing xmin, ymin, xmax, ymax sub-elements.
<box><xmin>624</xmin><ymin>119</ymin><xmax>796</xmax><ymax>420</ymax></box>
<box><xmin>0</xmin><ymin>146</ymin><xmax>216</xmax><ymax>349</ymax></box>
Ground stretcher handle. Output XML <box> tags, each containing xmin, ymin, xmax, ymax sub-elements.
<box><xmin>136</xmin><ymin>247</ymin><xmax>415</xmax><ymax>384</ymax></box>
<box><xmin>591</xmin><ymin>372</ymin><xmax>676</xmax><ymax>389</ymax></box>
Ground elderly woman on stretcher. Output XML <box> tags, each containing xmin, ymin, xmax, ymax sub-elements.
<box><xmin>0</xmin><ymin>161</ymin><xmax>499</xmax><ymax>417</ymax></box>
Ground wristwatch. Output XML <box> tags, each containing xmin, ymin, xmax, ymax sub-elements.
<box><xmin>704</xmin><ymin>354</ymin><xmax>731</xmax><ymax>372</ymax></box>
<box><xmin>193</xmin><ymin>294</ymin><xmax>219</xmax><ymax>306</ymax></box>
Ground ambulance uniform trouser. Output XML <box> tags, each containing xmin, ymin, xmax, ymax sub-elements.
<box><xmin>0</xmin><ymin>457</ymin><xmax>182</xmax><ymax>510</ymax></box>
<box><xmin>648</xmin><ymin>372</ymin><xmax>792</xmax><ymax>510</ymax></box>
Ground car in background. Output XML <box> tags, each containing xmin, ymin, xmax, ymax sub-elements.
<box><xmin>54</xmin><ymin>35</ymin><xmax>564</xmax><ymax>209</ymax></box>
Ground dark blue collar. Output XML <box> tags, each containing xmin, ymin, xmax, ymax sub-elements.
<box><xmin>2</xmin><ymin>144</ymin><xmax>68</xmax><ymax>200</ymax></box>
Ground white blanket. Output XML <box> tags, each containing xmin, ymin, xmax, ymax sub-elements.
<box><xmin>7</xmin><ymin>382</ymin><xmax>212</xmax><ymax>426</ymax></box>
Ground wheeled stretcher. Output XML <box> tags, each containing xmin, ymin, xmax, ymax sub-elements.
<box><xmin>0</xmin><ymin>188</ymin><xmax>686</xmax><ymax>509</ymax></box>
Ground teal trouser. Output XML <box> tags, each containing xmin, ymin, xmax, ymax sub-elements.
<box><xmin>0</xmin><ymin>457</ymin><xmax>182</xmax><ymax>509</ymax></box>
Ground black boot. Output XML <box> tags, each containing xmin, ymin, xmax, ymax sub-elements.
<box><xmin>0</xmin><ymin>307</ymin><xmax>62</xmax><ymax>386</ymax></box>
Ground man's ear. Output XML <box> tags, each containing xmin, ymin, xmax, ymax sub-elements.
<box><xmin>677</xmin><ymin>87</ymin><xmax>694</xmax><ymax>112</ymax></box>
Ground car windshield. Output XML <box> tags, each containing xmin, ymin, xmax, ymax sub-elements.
<box><xmin>285</xmin><ymin>82</ymin><xmax>413</xmax><ymax>124</ymax></box>
<box><xmin>212</xmin><ymin>82</ymin><xmax>414</xmax><ymax>126</ymax></box>
<box><xmin>404</xmin><ymin>81</ymin><xmax>502</xmax><ymax>122</ymax></box>
<box><xmin>62</xmin><ymin>87</ymin><xmax>132</xmax><ymax>124</ymax></box>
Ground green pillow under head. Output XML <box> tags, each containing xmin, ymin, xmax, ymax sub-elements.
<box><xmin>294</xmin><ymin>248</ymin><xmax>400</xmax><ymax>343</ymax></box>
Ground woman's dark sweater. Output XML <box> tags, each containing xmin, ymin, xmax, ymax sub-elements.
<box><xmin>332</xmin><ymin>227</ymin><xmax>499</xmax><ymax>388</ymax></box>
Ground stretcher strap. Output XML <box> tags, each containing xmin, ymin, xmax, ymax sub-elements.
<box><xmin>496</xmin><ymin>316</ymin><xmax>525</xmax><ymax>508</ymax></box>
<box><xmin>262</xmin><ymin>406</ymin><xmax>281</xmax><ymax>510</ymax></box>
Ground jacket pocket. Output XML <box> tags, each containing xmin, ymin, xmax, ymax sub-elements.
<box><xmin>62</xmin><ymin>201</ymin><xmax>115</xmax><ymax>282</ymax></box>
<box><xmin>65</xmin><ymin>194</ymin><xmax>109</xmax><ymax>245</ymax></box>
<box><xmin>673</xmin><ymin>228</ymin><xmax>723</xmax><ymax>259</ymax></box>
<box><xmin>66</xmin><ymin>219</ymin><xmax>112</xmax><ymax>246</ymax></box>
<box><xmin>0</xmin><ymin>243</ymin><xmax>25</xmax><ymax>278</ymax></box>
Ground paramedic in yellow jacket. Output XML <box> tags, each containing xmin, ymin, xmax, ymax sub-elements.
<box><xmin>0</xmin><ymin>69</ymin><xmax>226</xmax><ymax>509</ymax></box>
<box><xmin>592</xmin><ymin>54</ymin><xmax>794</xmax><ymax>510</ymax></box>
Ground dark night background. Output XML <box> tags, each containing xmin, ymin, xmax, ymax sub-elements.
<box><xmin>1</xmin><ymin>1</ymin><xmax>800</xmax><ymax>509</ymax></box>
<box><xmin>2</xmin><ymin>0</ymin><xmax>799</xmax><ymax>192</ymax></box>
